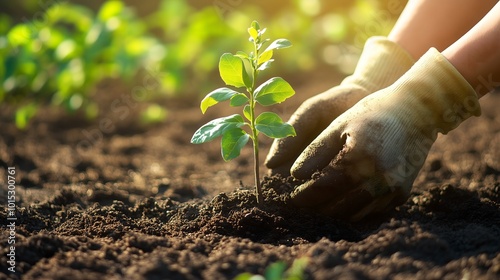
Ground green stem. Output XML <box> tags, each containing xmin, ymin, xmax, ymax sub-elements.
<box><xmin>250</xmin><ymin>37</ymin><xmax>263</xmax><ymax>204</ymax></box>
<box><xmin>251</xmin><ymin>114</ymin><xmax>262</xmax><ymax>204</ymax></box>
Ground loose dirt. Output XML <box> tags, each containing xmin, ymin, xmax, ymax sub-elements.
<box><xmin>1</xmin><ymin>79</ymin><xmax>499</xmax><ymax>279</ymax></box>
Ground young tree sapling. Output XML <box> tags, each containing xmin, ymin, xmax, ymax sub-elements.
<box><xmin>191</xmin><ymin>21</ymin><xmax>296</xmax><ymax>203</ymax></box>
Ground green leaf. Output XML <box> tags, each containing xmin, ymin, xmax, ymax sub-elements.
<box><xmin>286</xmin><ymin>257</ymin><xmax>309</xmax><ymax>279</ymax></box>
<box><xmin>7</xmin><ymin>24</ymin><xmax>32</xmax><ymax>47</ymax></box>
<box><xmin>219</xmin><ymin>53</ymin><xmax>250</xmax><ymax>88</ymax></box>
<box><xmin>243</xmin><ymin>105</ymin><xmax>251</xmax><ymax>121</ymax></box>
<box><xmin>254</xmin><ymin>77</ymin><xmax>295</xmax><ymax>106</ymax></box>
<box><xmin>257</xmin><ymin>60</ymin><xmax>274</xmax><ymax>71</ymax></box>
<box><xmin>264</xmin><ymin>39</ymin><xmax>292</xmax><ymax>52</ymax></box>
<box><xmin>240</xmin><ymin>58</ymin><xmax>254</xmax><ymax>88</ymax></box>
<box><xmin>264</xmin><ymin>262</ymin><xmax>287</xmax><ymax>280</ymax></box>
<box><xmin>200</xmin><ymin>87</ymin><xmax>240</xmax><ymax>113</ymax></box>
<box><xmin>230</xmin><ymin>93</ymin><xmax>249</xmax><ymax>107</ymax></box>
<box><xmin>258</xmin><ymin>50</ymin><xmax>273</xmax><ymax>65</ymax></box>
<box><xmin>257</xmin><ymin>38</ymin><xmax>270</xmax><ymax>51</ymax></box>
<box><xmin>140</xmin><ymin>104</ymin><xmax>168</xmax><ymax>124</ymax></box>
<box><xmin>98</xmin><ymin>1</ymin><xmax>124</xmax><ymax>21</ymax></box>
<box><xmin>191</xmin><ymin>114</ymin><xmax>245</xmax><ymax>144</ymax></box>
<box><xmin>251</xmin><ymin>20</ymin><xmax>260</xmax><ymax>31</ymax></box>
<box><xmin>221</xmin><ymin>128</ymin><xmax>250</xmax><ymax>161</ymax></box>
<box><xmin>235</xmin><ymin>51</ymin><xmax>249</xmax><ymax>59</ymax></box>
<box><xmin>15</xmin><ymin>103</ymin><xmax>38</xmax><ymax>130</ymax></box>
<box><xmin>248</xmin><ymin>27</ymin><xmax>258</xmax><ymax>41</ymax></box>
<box><xmin>233</xmin><ymin>273</ymin><xmax>254</xmax><ymax>280</ymax></box>
<box><xmin>255</xmin><ymin>112</ymin><xmax>296</xmax><ymax>138</ymax></box>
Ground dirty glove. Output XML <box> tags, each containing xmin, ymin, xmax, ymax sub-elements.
<box><xmin>290</xmin><ymin>48</ymin><xmax>481</xmax><ymax>221</ymax></box>
<box><xmin>265</xmin><ymin>37</ymin><xmax>414</xmax><ymax>175</ymax></box>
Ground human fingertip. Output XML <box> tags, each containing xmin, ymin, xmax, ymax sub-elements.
<box><xmin>268</xmin><ymin>165</ymin><xmax>292</xmax><ymax>177</ymax></box>
<box><xmin>290</xmin><ymin>157</ymin><xmax>318</xmax><ymax>179</ymax></box>
<box><xmin>289</xmin><ymin>184</ymin><xmax>310</xmax><ymax>207</ymax></box>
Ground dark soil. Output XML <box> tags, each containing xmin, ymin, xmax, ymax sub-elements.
<box><xmin>1</xmin><ymin>79</ymin><xmax>499</xmax><ymax>280</ymax></box>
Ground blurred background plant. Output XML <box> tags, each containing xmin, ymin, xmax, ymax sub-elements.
<box><xmin>235</xmin><ymin>257</ymin><xmax>308</xmax><ymax>280</ymax></box>
<box><xmin>0</xmin><ymin>0</ymin><xmax>401</xmax><ymax>128</ymax></box>
<box><xmin>1</xmin><ymin>0</ymin><xmax>166</xmax><ymax>128</ymax></box>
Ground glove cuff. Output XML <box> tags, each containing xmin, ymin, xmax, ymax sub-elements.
<box><xmin>341</xmin><ymin>36</ymin><xmax>415</xmax><ymax>92</ymax></box>
<box><xmin>390</xmin><ymin>48</ymin><xmax>481</xmax><ymax>134</ymax></box>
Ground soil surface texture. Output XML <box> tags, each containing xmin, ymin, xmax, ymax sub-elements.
<box><xmin>1</xmin><ymin>79</ymin><xmax>499</xmax><ymax>280</ymax></box>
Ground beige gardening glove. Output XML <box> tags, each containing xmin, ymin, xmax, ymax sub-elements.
<box><xmin>265</xmin><ymin>37</ymin><xmax>414</xmax><ymax>175</ymax></box>
<box><xmin>290</xmin><ymin>48</ymin><xmax>481</xmax><ymax>221</ymax></box>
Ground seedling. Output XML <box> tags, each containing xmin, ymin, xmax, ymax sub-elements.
<box><xmin>191</xmin><ymin>21</ymin><xmax>296</xmax><ymax>203</ymax></box>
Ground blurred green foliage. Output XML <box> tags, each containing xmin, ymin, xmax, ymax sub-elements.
<box><xmin>235</xmin><ymin>257</ymin><xmax>308</xmax><ymax>280</ymax></box>
<box><xmin>146</xmin><ymin>0</ymin><xmax>400</xmax><ymax>95</ymax></box>
<box><xmin>0</xmin><ymin>1</ymin><xmax>165</xmax><ymax>128</ymax></box>
<box><xmin>0</xmin><ymin>0</ymin><xmax>400</xmax><ymax>128</ymax></box>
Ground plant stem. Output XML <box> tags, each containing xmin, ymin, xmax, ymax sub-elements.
<box><xmin>250</xmin><ymin>37</ymin><xmax>263</xmax><ymax>204</ymax></box>
<box><xmin>248</xmin><ymin>91</ymin><xmax>262</xmax><ymax>204</ymax></box>
<box><xmin>252</xmin><ymin>123</ymin><xmax>263</xmax><ymax>204</ymax></box>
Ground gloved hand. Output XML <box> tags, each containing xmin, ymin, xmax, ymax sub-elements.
<box><xmin>265</xmin><ymin>37</ymin><xmax>414</xmax><ymax>176</ymax></box>
<box><xmin>290</xmin><ymin>48</ymin><xmax>481</xmax><ymax>221</ymax></box>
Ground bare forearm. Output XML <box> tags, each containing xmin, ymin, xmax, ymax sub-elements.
<box><xmin>389</xmin><ymin>0</ymin><xmax>498</xmax><ymax>60</ymax></box>
<box><xmin>443</xmin><ymin>2</ymin><xmax>500</xmax><ymax>98</ymax></box>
